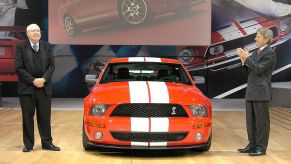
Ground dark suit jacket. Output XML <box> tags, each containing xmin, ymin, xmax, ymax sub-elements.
<box><xmin>15</xmin><ymin>40</ymin><xmax>55</xmax><ymax>95</ymax></box>
<box><xmin>242</xmin><ymin>45</ymin><xmax>276</xmax><ymax>101</ymax></box>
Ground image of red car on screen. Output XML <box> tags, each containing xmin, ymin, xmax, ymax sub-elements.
<box><xmin>176</xmin><ymin>0</ymin><xmax>291</xmax><ymax>97</ymax></box>
<box><xmin>58</xmin><ymin>0</ymin><xmax>206</xmax><ymax>36</ymax></box>
<box><xmin>177</xmin><ymin>1</ymin><xmax>290</xmax><ymax>74</ymax></box>
<box><xmin>83</xmin><ymin>57</ymin><xmax>212</xmax><ymax>151</ymax></box>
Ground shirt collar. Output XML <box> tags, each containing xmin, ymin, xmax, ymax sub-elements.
<box><xmin>260</xmin><ymin>45</ymin><xmax>267</xmax><ymax>51</ymax></box>
<box><xmin>29</xmin><ymin>41</ymin><xmax>39</xmax><ymax>48</ymax></box>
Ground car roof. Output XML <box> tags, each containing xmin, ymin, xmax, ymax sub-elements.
<box><xmin>109</xmin><ymin>57</ymin><xmax>181</xmax><ymax>64</ymax></box>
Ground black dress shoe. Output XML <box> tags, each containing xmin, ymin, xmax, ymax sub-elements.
<box><xmin>22</xmin><ymin>146</ymin><xmax>33</xmax><ymax>152</ymax></box>
<box><xmin>238</xmin><ymin>145</ymin><xmax>255</xmax><ymax>153</ymax></box>
<box><xmin>249</xmin><ymin>148</ymin><xmax>266</xmax><ymax>156</ymax></box>
<box><xmin>42</xmin><ymin>144</ymin><xmax>61</xmax><ymax>151</ymax></box>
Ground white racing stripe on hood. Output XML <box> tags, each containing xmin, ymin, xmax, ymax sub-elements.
<box><xmin>148</xmin><ymin>82</ymin><xmax>169</xmax><ymax>103</ymax></box>
<box><xmin>131</xmin><ymin>117</ymin><xmax>149</xmax><ymax>146</ymax></box>
<box><xmin>217</xmin><ymin>24</ymin><xmax>244</xmax><ymax>41</ymax></box>
<box><xmin>129</xmin><ymin>82</ymin><xmax>170</xmax><ymax>147</ymax></box>
<box><xmin>129</xmin><ymin>81</ymin><xmax>149</xmax><ymax>103</ymax></box>
<box><xmin>240</xmin><ymin>20</ymin><xmax>262</xmax><ymax>35</ymax></box>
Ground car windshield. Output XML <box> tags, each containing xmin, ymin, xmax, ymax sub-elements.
<box><xmin>100</xmin><ymin>62</ymin><xmax>192</xmax><ymax>85</ymax></box>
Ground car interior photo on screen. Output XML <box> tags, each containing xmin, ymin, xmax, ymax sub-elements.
<box><xmin>83</xmin><ymin>57</ymin><xmax>212</xmax><ymax>150</ymax></box>
<box><xmin>58</xmin><ymin>0</ymin><xmax>206</xmax><ymax>36</ymax></box>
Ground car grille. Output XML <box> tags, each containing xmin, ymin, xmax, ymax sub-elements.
<box><xmin>110</xmin><ymin>131</ymin><xmax>188</xmax><ymax>142</ymax></box>
<box><xmin>110</xmin><ymin>103</ymin><xmax>188</xmax><ymax>117</ymax></box>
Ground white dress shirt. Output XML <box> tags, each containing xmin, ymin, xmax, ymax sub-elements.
<box><xmin>29</xmin><ymin>41</ymin><xmax>39</xmax><ymax>52</ymax></box>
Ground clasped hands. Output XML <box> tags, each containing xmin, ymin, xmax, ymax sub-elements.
<box><xmin>236</xmin><ymin>48</ymin><xmax>250</xmax><ymax>65</ymax></box>
<box><xmin>33</xmin><ymin>78</ymin><xmax>46</xmax><ymax>88</ymax></box>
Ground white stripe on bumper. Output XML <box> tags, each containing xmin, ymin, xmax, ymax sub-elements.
<box><xmin>150</xmin><ymin>118</ymin><xmax>169</xmax><ymax>132</ymax></box>
<box><xmin>150</xmin><ymin>118</ymin><xmax>169</xmax><ymax>146</ymax></box>
<box><xmin>150</xmin><ymin>142</ymin><xmax>167</xmax><ymax>147</ymax></box>
<box><xmin>131</xmin><ymin>118</ymin><xmax>149</xmax><ymax>146</ymax></box>
<box><xmin>131</xmin><ymin>142</ymin><xmax>148</xmax><ymax>146</ymax></box>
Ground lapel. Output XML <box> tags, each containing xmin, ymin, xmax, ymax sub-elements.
<box><xmin>248</xmin><ymin>51</ymin><xmax>256</xmax><ymax>63</ymax></box>
<box><xmin>256</xmin><ymin>45</ymin><xmax>269</xmax><ymax>62</ymax></box>
<box><xmin>25</xmin><ymin>41</ymin><xmax>35</xmax><ymax>73</ymax></box>
<box><xmin>39</xmin><ymin>41</ymin><xmax>47</xmax><ymax>72</ymax></box>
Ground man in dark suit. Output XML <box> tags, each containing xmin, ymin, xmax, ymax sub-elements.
<box><xmin>15</xmin><ymin>24</ymin><xmax>60</xmax><ymax>152</ymax></box>
<box><xmin>236</xmin><ymin>27</ymin><xmax>276</xmax><ymax>156</ymax></box>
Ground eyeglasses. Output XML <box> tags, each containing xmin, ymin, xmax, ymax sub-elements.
<box><xmin>28</xmin><ymin>29</ymin><xmax>41</xmax><ymax>33</ymax></box>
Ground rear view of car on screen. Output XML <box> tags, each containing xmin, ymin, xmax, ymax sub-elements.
<box><xmin>83</xmin><ymin>57</ymin><xmax>212</xmax><ymax>151</ymax></box>
<box><xmin>58</xmin><ymin>0</ymin><xmax>205</xmax><ymax>36</ymax></box>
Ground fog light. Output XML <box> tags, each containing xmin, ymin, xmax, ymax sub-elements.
<box><xmin>95</xmin><ymin>132</ymin><xmax>103</xmax><ymax>140</ymax></box>
<box><xmin>195</xmin><ymin>132</ymin><xmax>203</xmax><ymax>141</ymax></box>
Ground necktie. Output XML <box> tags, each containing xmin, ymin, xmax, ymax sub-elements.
<box><xmin>257</xmin><ymin>48</ymin><xmax>261</xmax><ymax>55</ymax></box>
<box><xmin>33</xmin><ymin>44</ymin><xmax>38</xmax><ymax>52</ymax></box>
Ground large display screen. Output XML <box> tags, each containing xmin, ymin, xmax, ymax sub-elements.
<box><xmin>48</xmin><ymin>0</ymin><xmax>211</xmax><ymax>45</ymax></box>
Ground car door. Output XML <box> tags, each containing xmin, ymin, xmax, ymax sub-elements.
<box><xmin>73</xmin><ymin>0</ymin><xmax>117</xmax><ymax>22</ymax></box>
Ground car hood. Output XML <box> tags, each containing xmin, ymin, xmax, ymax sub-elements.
<box><xmin>91</xmin><ymin>81</ymin><xmax>206</xmax><ymax>104</ymax></box>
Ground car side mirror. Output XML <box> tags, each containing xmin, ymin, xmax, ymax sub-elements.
<box><xmin>85</xmin><ymin>74</ymin><xmax>97</xmax><ymax>83</ymax></box>
<box><xmin>192</xmin><ymin>76</ymin><xmax>205</xmax><ymax>85</ymax></box>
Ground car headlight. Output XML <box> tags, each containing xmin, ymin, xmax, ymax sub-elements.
<box><xmin>189</xmin><ymin>105</ymin><xmax>208</xmax><ymax>117</ymax></box>
<box><xmin>209</xmin><ymin>45</ymin><xmax>224</xmax><ymax>55</ymax></box>
<box><xmin>90</xmin><ymin>104</ymin><xmax>110</xmax><ymax>116</ymax></box>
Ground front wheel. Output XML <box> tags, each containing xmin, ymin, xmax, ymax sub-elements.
<box><xmin>64</xmin><ymin>15</ymin><xmax>81</xmax><ymax>36</ymax></box>
<box><xmin>118</xmin><ymin>0</ymin><xmax>148</xmax><ymax>25</ymax></box>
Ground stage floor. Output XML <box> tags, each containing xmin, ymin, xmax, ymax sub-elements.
<box><xmin>0</xmin><ymin>107</ymin><xmax>290</xmax><ymax>163</ymax></box>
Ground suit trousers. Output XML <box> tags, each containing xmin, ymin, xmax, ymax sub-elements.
<box><xmin>246</xmin><ymin>100</ymin><xmax>270</xmax><ymax>151</ymax></box>
<box><xmin>19</xmin><ymin>89</ymin><xmax>52</xmax><ymax>147</ymax></box>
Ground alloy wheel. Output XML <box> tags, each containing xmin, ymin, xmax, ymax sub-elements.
<box><xmin>120</xmin><ymin>0</ymin><xmax>148</xmax><ymax>25</ymax></box>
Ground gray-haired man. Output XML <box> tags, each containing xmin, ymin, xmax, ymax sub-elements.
<box><xmin>236</xmin><ymin>27</ymin><xmax>276</xmax><ymax>156</ymax></box>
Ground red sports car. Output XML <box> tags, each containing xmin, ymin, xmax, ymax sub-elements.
<box><xmin>58</xmin><ymin>0</ymin><xmax>205</xmax><ymax>36</ymax></box>
<box><xmin>83</xmin><ymin>57</ymin><xmax>212</xmax><ymax>150</ymax></box>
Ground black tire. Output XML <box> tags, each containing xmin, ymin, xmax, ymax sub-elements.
<box><xmin>118</xmin><ymin>0</ymin><xmax>148</xmax><ymax>25</ymax></box>
<box><xmin>82</xmin><ymin>120</ymin><xmax>95</xmax><ymax>150</ymax></box>
<box><xmin>196</xmin><ymin>132</ymin><xmax>212</xmax><ymax>152</ymax></box>
<box><xmin>63</xmin><ymin>14</ymin><xmax>81</xmax><ymax>36</ymax></box>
